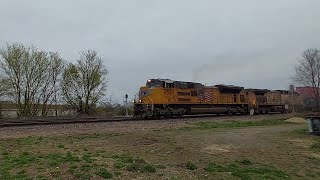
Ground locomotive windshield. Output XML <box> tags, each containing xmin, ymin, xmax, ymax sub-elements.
<box><xmin>146</xmin><ymin>79</ymin><xmax>175</xmax><ymax>88</ymax></box>
<box><xmin>146</xmin><ymin>79</ymin><xmax>164</xmax><ymax>88</ymax></box>
<box><xmin>146</xmin><ymin>79</ymin><xmax>203</xmax><ymax>89</ymax></box>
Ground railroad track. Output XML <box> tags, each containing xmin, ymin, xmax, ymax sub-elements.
<box><xmin>0</xmin><ymin>117</ymin><xmax>133</xmax><ymax>127</ymax></box>
<box><xmin>0</xmin><ymin>113</ymin><xmax>287</xmax><ymax>128</ymax></box>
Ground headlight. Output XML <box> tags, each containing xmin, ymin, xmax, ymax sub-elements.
<box><xmin>139</xmin><ymin>99</ymin><xmax>142</xmax><ymax>103</ymax></box>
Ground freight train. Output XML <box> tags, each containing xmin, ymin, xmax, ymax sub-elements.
<box><xmin>133</xmin><ymin>79</ymin><xmax>290</xmax><ymax>118</ymax></box>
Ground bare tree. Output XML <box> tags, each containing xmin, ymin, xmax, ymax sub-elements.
<box><xmin>0</xmin><ymin>79</ymin><xmax>8</xmax><ymax>98</ymax></box>
<box><xmin>294</xmin><ymin>48</ymin><xmax>320</xmax><ymax>111</ymax></box>
<box><xmin>33</xmin><ymin>52</ymin><xmax>65</xmax><ymax>116</ymax></box>
<box><xmin>0</xmin><ymin>43</ymin><xmax>64</xmax><ymax>116</ymax></box>
<box><xmin>61</xmin><ymin>50</ymin><xmax>108</xmax><ymax>114</ymax></box>
<box><xmin>0</xmin><ymin>79</ymin><xmax>6</xmax><ymax>118</ymax></box>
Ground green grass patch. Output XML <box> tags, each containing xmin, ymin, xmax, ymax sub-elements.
<box><xmin>64</xmin><ymin>152</ymin><xmax>81</xmax><ymax>163</ymax></box>
<box><xmin>35</xmin><ymin>175</ymin><xmax>48</xmax><ymax>180</ymax></box>
<box><xmin>114</xmin><ymin>161</ymin><xmax>126</xmax><ymax>169</ymax></box>
<box><xmin>97</xmin><ymin>168</ymin><xmax>113</xmax><ymax>179</ymax></box>
<box><xmin>80</xmin><ymin>164</ymin><xmax>93</xmax><ymax>171</ymax></box>
<box><xmin>70</xmin><ymin>133</ymin><xmax>121</xmax><ymax>142</ymax></box>
<box><xmin>112</xmin><ymin>154</ymin><xmax>156</xmax><ymax>173</ymax></box>
<box><xmin>0</xmin><ymin>152</ymin><xmax>36</xmax><ymax>180</ymax></box>
<box><xmin>204</xmin><ymin>162</ymin><xmax>225</xmax><ymax>172</ymax></box>
<box><xmin>293</xmin><ymin>128</ymin><xmax>309</xmax><ymax>135</ymax></box>
<box><xmin>126</xmin><ymin>163</ymin><xmax>140</xmax><ymax>172</ymax></box>
<box><xmin>183</xmin><ymin>119</ymin><xmax>290</xmax><ymax>131</ymax></box>
<box><xmin>112</xmin><ymin>154</ymin><xmax>134</xmax><ymax>163</ymax></box>
<box><xmin>204</xmin><ymin>161</ymin><xmax>288</xmax><ymax>180</ymax></box>
<box><xmin>142</xmin><ymin>164</ymin><xmax>156</xmax><ymax>173</ymax></box>
<box><xmin>68</xmin><ymin>164</ymin><xmax>78</xmax><ymax>173</ymax></box>
<box><xmin>16</xmin><ymin>136</ymin><xmax>43</xmax><ymax>145</ymax></box>
<box><xmin>311</xmin><ymin>142</ymin><xmax>320</xmax><ymax>152</ymax></box>
<box><xmin>12</xmin><ymin>133</ymin><xmax>121</xmax><ymax>146</ymax></box>
<box><xmin>3</xmin><ymin>152</ymin><xmax>37</xmax><ymax>166</ymax></box>
<box><xmin>82</xmin><ymin>153</ymin><xmax>94</xmax><ymax>163</ymax></box>
<box><xmin>0</xmin><ymin>170</ymin><xmax>32</xmax><ymax>180</ymax></box>
<box><xmin>239</xmin><ymin>159</ymin><xmax>252</xmax><ymax>165</ymax></box>
<box><xmin>73</xmin><ymin>171</ymin><xmax>91</xmax><ymax>180</ymax></box>
<box><xmin>0</xmin><ymin>150</ymin><xmax>100</xmax><ymax>179</ymax></box>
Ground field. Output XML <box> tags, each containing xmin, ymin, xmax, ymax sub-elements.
<box><xmin>0</xmin><ymin>114</ymin><xmax>319</xmax><ymax>180</ymax></box>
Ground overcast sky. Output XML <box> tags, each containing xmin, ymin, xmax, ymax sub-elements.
<box><xmin>1</xmin><ymin>0</ymin><xmax>320</xmax><ymax>102</ymax></box>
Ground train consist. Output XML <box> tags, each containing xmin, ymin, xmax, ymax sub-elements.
<box><xmin>133</xmin><ymin>79</ymin><xmax>291</xmax><ymax>118</ymax></box>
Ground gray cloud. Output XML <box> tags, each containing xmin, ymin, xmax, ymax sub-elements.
<box><xmin>1</xmin><ymin>0</ymin><xmax>320</xmax><ymax>102</ymax></box>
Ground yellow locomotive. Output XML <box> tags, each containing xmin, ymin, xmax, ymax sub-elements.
<box><xmin>134</xmin><ymin>79</ymin><xmax>288</xmax><ymax>118</ymax></box>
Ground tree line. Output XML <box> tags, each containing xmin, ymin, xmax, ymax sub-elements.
<box><xmin>2</xmin><ymin>43</ymin><xmax>319</xmax><ymax>117</ymax></box>
<box><xmin>0</xmin><ymin>43</ymin><xmax>108</xmax><ymax>117</ymax></box>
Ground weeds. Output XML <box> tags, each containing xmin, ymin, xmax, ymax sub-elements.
<box><xmin>179</xmin><ymin>119</ymin><xmax>290</xmax><ymax>131</ymax></box>
<box><xmin>113</xmin><ymin>154</ymin><xmax>156</xmax><ymax>173</ymax></box>
<box><xmin>68</xmin><ymin>164</ymin><xmax>78</xmax><ymax>173</ymax></box>
<box><xmin>311</xmin><ymin>142</ymin><xmax>320</xmax><ymax>152</ymax></box>
<box><xmin>0</xmin><ymin>152</ymin><xmax>35</xmax><ymax>179</ymax></box>
<box><xmin>193</xmin><ymin>119</ymin><xmax>290</xmax><ymax>130</ymax></box>
<box><xmin>186</xmin><ymin>161</ymin><xmax>198</xmax><ymax>170</ymax></box>
<box><xmin>112</xmin><ymin>154</ymin><xmax>134</xmax><ymax>163</ymax></box>
<box><xmin>294</xmin><ymin>128</ymin><xmax>309</xmax><ymax>135</ymax></box>
<box><xmin>204</xmin><ymin>162</ymin><xmax>225</xmax><ymax>172</ymax></box>
<box><xmin>142</xmin><ymin>164</ymin><xmax>156</xmax><ymax>173</ymax></box>
<box><xmin>126</xmin><ymin>163</ymin><xmax>140</xmax><ymax>172</ymax></box>
<box><xmin>97</xmin><ymin>168</ymin><xmax>113</xmax><ymax>179</ymax></box>
<box><xmin>239</xmin><ymin>159</ymin><xmax>252</xmax><ymax>165</ymax></box>
<box><xmin>16</xmin><ymin>136</ymin><xmax>42</xmax><ymax>145</ymax></box>
<box><xmin>204</xmin><ymin>161</ymin><xmax>288</xmax><ymax>180</ymax></box>
<box><xmin>82</xmin><ymin>153</ymin><xmax>94</xmax><ymax>163</ymax></box>
<box><xmin>35</xmin><ymin>175</ymin><xmax>48</xmax><ymax>180</ymax></box>
<box><xmin>74</xmin><ymin>171</ymin><xmax>91</xmax><ymax>180</ymax></box>
<box><xmin>3</xmin><ymin>152</ymin><xmax>37</xmax><ymax>166</ymax></box>
<box><xmin>57</xmin><ymin>144</ymin><xmax>65</xmax><ymax>149</ymax></box>
<box><xmin>64</xmin><ymin>152</ymin><xmax>81</xmax><ymax>163</ymax></box>
<box><xmin>80</xmin><ymin>164</ymin><xmax>93</xmax><ymax>171</ymax></box>
<box><xmin>114</xmin><ymin>161</ymin><xmax>126</xmax><ymax>169</ymax></box>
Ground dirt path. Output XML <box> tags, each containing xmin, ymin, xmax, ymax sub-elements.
<box><xmin>189</xmin><ymin>124</ymin><xmax>307</xmax><ymax>162</ymax></box>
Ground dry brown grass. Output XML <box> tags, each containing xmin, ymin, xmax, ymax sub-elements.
<box><xmin>0</xmin><ymin>117</ymin><xmax>318</xmax><ymax>179</ymax></box>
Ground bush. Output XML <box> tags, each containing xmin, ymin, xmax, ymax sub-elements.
<box><xmin>240</xmin><ymin>159</ymin><xmax>252</xmax><ymax>165</ymax></box>
<box><xmin>186</xmin><ymin>161</ymin><xmax>198</xmax><ymax>170</ymax></box>
<box><xmin>142</xmin><ymin>164</ymin><xmax>156</xmax><ymax>173</ymax></box>
<box><xmin>126</xmin><ymin>163</ymin><xmax>140</xmax><ymax>172</ymax></box>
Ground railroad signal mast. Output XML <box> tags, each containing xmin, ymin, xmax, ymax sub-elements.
<box><xmin>125</xmin><ymin>94</ymin><xmax>129</xmax><ymax>117</ymax></box>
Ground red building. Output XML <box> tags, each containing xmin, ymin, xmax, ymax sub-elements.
<box><xmin>296</xmin><ymin>86</ymin><xmax>320</xmax><ymax>98</ymax></box>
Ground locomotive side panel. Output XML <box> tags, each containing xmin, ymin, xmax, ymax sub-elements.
<box><xmin>266</xmin><ymin>91</ymin><xmax>282</xmax><ymax>105</ymax></box>
<box><xmin>219</xmin><ymin>90</ymin><xmax>248</xmax><ymax>105</ymax></box>
<box><xmin>134</xmin><ymin>79</ymin><xmax>290</xmax><ymax>118</ymax></box>
<box><xmin>247</xmin><ymin>90</ymin><xmax>285</xmax><ymax>114</ymax></box>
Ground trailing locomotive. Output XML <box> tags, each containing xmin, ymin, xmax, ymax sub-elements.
<box><xmin>133</xmin><ymin>79</ymin><xmax>287</xmax><ymax>118</ymax></box>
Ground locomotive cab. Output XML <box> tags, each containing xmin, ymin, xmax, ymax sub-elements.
<box><xmin>135</xmin><ymin>79</ymin><xmax>196</xmax><ymax>118</ymax></box>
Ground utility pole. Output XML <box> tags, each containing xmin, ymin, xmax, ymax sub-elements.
<box><xmin>125</xmin><ymin>94</ymin><xmax>128</xmax><ymax>117</ymax></box>
<box><xmin>290</xmin><ymin>85</ymin><xmax>295</xmax><ymax>113</ymax></box>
